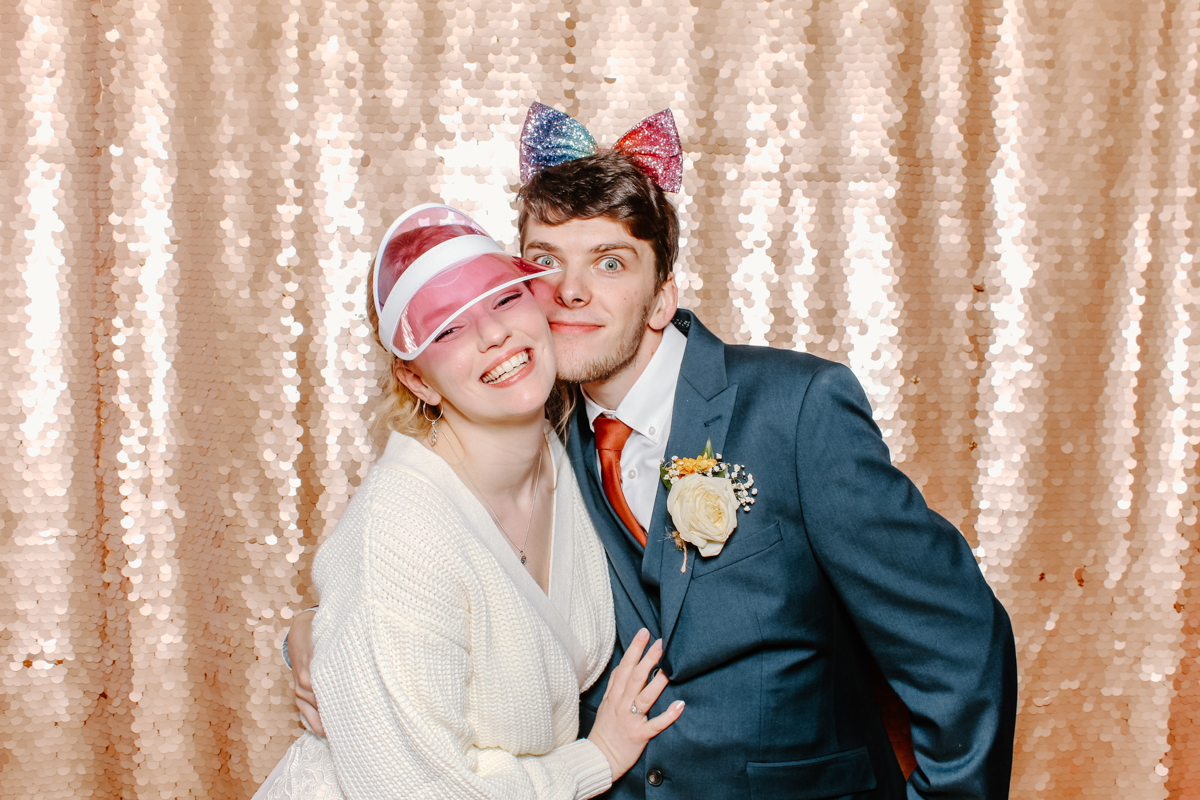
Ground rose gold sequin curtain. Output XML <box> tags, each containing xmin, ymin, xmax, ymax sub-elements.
<box><xmin>0</xmin><ymin>0</ymin><xmax>1196</xmax><ymax>797</ymax></box>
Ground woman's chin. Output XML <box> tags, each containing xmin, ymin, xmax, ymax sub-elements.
<box><xmin>442</xmin><ymin>359</ymin><xmax>555</xmax><ymax>428</ymax></box>
<box><xmin>486</xmin><ymin>371</ymin><xmax>555</xmax><ymax>419</ymax></box>
<box><xmin>496</xmin><ymin>390</ymin><xmax>554</xmax><ymax>424</ymax></box>
<box><xmin>453</xmin><ymin>387</ymin><xmax>551</xmax><ymax>428</ymax></box>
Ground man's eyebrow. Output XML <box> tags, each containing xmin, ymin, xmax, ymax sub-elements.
<box><xmin>523</xmin><ymin>240</ymin><xmax>641</xmax><ymax>255</ymax></box>
<box><xmin>589</xmin><ymin>242</ymin><xmax>639</xmax><ymax>255</ymax></box>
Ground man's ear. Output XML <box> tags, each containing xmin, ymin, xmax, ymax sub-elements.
<box><xmin>647</xmin><ymin>273</ymin><xmax>679</xmax><ymax>332</ymax></box>
<box><xmin>394</xmin><ymin>359</ymin><xmax>442</xmax><ymax>407</ymax></box>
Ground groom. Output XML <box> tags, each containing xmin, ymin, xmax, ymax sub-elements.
<box><xmin>514</xmin><ymin>140</ymin><xmax>1017</xmax><ymax>798</ymax></box>
<box><xmin>289</xmin><ymin>120</ymin><xmax>1018</xmax><ymax>797</ymax></box>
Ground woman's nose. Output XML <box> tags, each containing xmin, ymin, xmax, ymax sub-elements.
<box><xmin>476</xmin><ymin>308</ymin><xmax>512</xmax><ymax>348</ymax></box>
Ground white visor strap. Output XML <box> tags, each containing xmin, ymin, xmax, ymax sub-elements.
<box><xmin>377</xmin><ymin>234</ymin><xmax>506</xmax><ymax>357</ymax></box>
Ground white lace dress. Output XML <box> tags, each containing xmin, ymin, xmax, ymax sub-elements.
<box><xmin>256</xmin><ymin>732</ymin><xmax>343</xmax><ymax>800</ymax></box>
<box><xmin>254</xmin><ymin>432</ymin><xmax>615</xmax><ymax>800</ymax></box>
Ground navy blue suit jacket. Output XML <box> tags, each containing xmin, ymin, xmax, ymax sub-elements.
<box><xmin>572</xmin><ymin>311</ymin><xmax>1017</xmax><ymax>800</ymax></box>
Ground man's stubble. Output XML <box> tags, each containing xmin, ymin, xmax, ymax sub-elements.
<box><xmin>555</xmin><ymin>294</ymin><xmax>654</xmax><ymax>386</ymax></box>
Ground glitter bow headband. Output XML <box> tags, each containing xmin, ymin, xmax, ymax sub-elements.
<box><xmin>519</xmin><ymin>102</ymin><xmax>683</xmax><ymax>193</ymax></box>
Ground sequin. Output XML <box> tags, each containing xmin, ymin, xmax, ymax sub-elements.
<box><xmin>1</xmin><ymin>1</ymin><xmax>1197</xmax><ymax>797</ymax></box>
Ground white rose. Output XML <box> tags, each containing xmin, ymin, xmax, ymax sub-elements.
<box><xmin>666</xmin><ymin>473</ymin><xmax>739</xmax><ymax>557</ymax></box>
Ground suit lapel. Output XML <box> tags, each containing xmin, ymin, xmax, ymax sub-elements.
<box><xmin>568</xmin><ymin>406</ymin><xmax>661</xmax><ymax>638</ymax></box>
<box><xmin>655</xmin><ymin>312</ymin><xmax>737</xmax><ymax>650</ymax></box>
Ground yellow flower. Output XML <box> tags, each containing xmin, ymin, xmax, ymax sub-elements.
<box><xmin>673</xmin><ymin>456</ymin><xmax>718</xmax><ymax>477</ymax></box>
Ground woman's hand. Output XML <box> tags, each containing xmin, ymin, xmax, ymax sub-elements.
<box><xmin>587</xmin><ymin>629</ymin><xmax>685</xmax><ymax>780</ymax></box>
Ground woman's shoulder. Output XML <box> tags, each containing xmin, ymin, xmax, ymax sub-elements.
<box><xmin>317</xmin><ymin>433</ymin><xmax>474</xmax><ymax>573</ymax></box>
<box><xmin>358</xmin><ymin>432</ymin><xmax>467</xmax><ymax>516</ymax></box>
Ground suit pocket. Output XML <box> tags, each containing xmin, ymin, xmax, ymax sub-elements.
<box><xmin>692</xmin><ymin>520</ymin><xmax>783</xmax><ymax>577</ymax></box>
<box><xmin>747</xmin><ymin>746</ymin><xmax>876</xmax><ymax>800</ymax></box>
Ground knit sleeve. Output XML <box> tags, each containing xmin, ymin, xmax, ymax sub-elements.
<box><xmin>310</xmin><ymin>482</ymin><xmax>612</xmax><ymax>800</ymax></box>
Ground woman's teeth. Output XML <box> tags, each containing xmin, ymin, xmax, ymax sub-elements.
<box><xmin>482</xmin><ymin>351</ymin><xmax>531</xmax><ymax>384</ymax></box>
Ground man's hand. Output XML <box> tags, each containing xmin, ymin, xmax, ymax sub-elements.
<box><xmin>288</xmin><ymin>608</ymin><xmax>323</xmax><ymax>736</ymax></box>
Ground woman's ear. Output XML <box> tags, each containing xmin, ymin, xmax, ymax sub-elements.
<box><xmin>394</xmin><ymin>359</ymin><xmax>442</xmax><ymax>407</ymax></box>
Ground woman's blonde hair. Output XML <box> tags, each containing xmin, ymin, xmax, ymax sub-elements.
<box><xmin>365</xmin><ymin>255</ymin><xmax>575</xmax><ymax>451</ymax></box>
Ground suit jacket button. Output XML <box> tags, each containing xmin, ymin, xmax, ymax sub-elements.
<box><xmin>647</xmin><ymin>768</ymin><xmax>663</xmax><ymax>786</ymax></box>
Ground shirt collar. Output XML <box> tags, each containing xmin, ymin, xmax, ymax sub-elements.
<box><xmin>583</xmin><ymin>323</ymin><xmax>687</xmax><ymax>445</ymax></box>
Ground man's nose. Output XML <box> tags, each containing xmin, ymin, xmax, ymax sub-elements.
<box><xmin>553</xmin><ymin>265</ymin><xmax>589</xmax><ymax>307</ymax></box>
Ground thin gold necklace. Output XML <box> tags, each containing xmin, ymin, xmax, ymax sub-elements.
<box><xmin>443</xmin><ymin>427</ymin><xmax>544</xmax><ymax>566</ymax></box>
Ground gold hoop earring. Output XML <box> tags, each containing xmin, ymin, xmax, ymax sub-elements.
<box><xmin>420</xmin><ymin>401</ymin><xmax>443</xmax><ymax>445</ymax></box>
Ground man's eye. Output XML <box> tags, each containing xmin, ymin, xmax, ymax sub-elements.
<box><xmin>598</xmin><ymin>257</ymin><xmax>621</xmax><ymax>272</ymax></box>
<box><xmin>533</xmin><ymin>254</ymin><xmax>557</xmax><ymax>267</ymax></box>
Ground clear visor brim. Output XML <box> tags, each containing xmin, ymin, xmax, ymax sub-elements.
<box><xmin>388</xmin><ymin>253</ymin><xmax>558</xmax><ymax>359</ymax></box>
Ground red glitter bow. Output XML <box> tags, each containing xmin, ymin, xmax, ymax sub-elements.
<box><xmin>520</xmin><ymin>102</ymin><xmax>683</xmax><ymax>193</ymax></box>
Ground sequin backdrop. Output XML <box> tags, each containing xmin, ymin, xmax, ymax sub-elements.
<box><xmin>0</xmin><ymin>0</ymin><xmax>1197</xmax><ymax>796</ymax></box>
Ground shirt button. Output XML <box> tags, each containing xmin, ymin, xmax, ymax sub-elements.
<box><xmin>627</xmin><ymin>469</ymin><xmax>637</xmax><ymax>479</ymax></box>
<box><xmin>649</xmin><ymin>426</ymin><xmax>656</xmax><ymax>435</ymax></box>
<box><xmin>647</xmin><ymin>768</ymin><xmax>663</xmax><ymax>787</ymax></box>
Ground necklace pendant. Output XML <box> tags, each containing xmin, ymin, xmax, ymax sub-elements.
<box><xmin>520</xmin><ymin>554</ymin><xmax>527</xmax><ymax>565</ymax></box>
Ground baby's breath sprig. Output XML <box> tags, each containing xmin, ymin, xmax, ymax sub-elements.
<box><xmin>660</xmin><ymin>438</ymin><xmax>755</xmax><ymax>512</ymax></box>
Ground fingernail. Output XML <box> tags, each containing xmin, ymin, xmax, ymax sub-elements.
<box><xmin>637</xmin><ymin>628</ymin><xmax>649</xmax><ymax>639</ymax></box>
<box><xmin>652</xmin><ymin>638</ymin><xmax>663</xmax><ymax>651</ymax></box>
<box><xmin>674</xmin><ymin>700</ymin><xmax>685</xmax><ymax>710</ymax></box>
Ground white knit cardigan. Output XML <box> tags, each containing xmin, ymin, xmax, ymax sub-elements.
<box><xmin>258</xmin><ymin>431</ymin><xmax>615</xmax><ymax>800</ymax></box>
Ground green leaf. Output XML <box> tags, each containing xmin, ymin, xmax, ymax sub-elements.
<box><xmin>660</xmin><ymin>462</ymin><xmax>673</xmax><ymax>491</ymax></box>
<box><xmin>701</xmin><ymin>438</ymin><xmax>715</xmax><ymax>460</ymax></box>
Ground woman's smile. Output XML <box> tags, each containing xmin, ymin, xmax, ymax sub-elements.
<box><xmin>481</xmin><ymin>347</ymin><xmax>534</xmax><ymax>386</ymax></box>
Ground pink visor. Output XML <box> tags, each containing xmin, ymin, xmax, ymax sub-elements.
<box><xmin>373</xmin><ymin>204</ymin><xmax>560</xmax><ymax>360</ymax></box>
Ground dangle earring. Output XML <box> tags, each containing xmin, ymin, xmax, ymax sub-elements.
<box><xmin>421</xmin><ymin>401</ymin><xmax>443</xmax><ymax>445</ymax></box>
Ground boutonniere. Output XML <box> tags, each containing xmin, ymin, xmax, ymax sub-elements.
<box><xmin>660</xmin><ymin>440</ymin><xmax>755</xmax><ymax>573</ymax></box>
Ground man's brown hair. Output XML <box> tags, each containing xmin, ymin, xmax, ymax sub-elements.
<box><xmin>517</xmin><ymin>150</ymin><xmax>679</xmax><ymax>287</ymax></box>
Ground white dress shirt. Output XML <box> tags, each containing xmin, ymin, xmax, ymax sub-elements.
<box><xmin>583</xmin><ymin>323</ymin><xmax>688</xmax><ymax>532</ymax></box>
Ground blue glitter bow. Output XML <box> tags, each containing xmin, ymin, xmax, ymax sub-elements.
<box><xmin>519</xmin><ymin>102</ymin><xmax>682</xmax><ymax>193</ymax></box>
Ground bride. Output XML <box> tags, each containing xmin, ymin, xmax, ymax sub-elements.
<box><xmin>255</xmin><ymin>204</ymin><xmax>682</xmax><ymax>799</ymax></box>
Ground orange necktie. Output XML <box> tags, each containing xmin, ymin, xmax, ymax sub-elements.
<box><xmin>593</xmin><ymin>416</ymin><xmax>647</xmax><ymax>547</ymax></box>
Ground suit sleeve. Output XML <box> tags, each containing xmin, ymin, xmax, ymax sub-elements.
<box><xmin>794</xmin><ymin>361</ymin><xmax>1018</xmax><ymax>800</ymax></box>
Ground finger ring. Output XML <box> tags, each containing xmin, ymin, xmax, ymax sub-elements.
<box><xmin>630</xmin><ymin>703</ymin><xmax>640</xmax><ymax>715</ymax></box>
